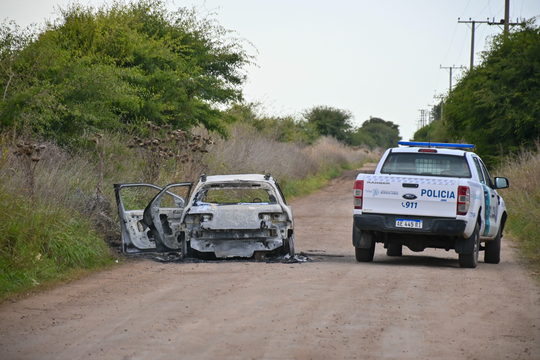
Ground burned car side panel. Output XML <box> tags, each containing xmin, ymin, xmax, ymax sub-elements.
<box><xmin>114</xmin><ymin>174</ymin><xmax>294</xmax><ymax>259</ymax></box>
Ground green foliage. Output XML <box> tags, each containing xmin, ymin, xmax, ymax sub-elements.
<box><xmin>413</xmin><ymin>119</ymin><xmax>452</xmax><ymax>142</ymax></box>
<box><xmin>443</xmin><ymin>19</ymin><xmax>540</xmax><ymax>166</ymax></box>
<box><xmin>430</xmin><ymin>101</ymin><xmax>443</xmax><ymax>122</ymax></box>
<box><xmin>303</xmin><ymin>105</ymin><xmax>354</xmax><ymax>143</ymax></box>
<box><xmin>351</xmin><ymin>117</ymin><xmax>401</xmax><ymax>149</ymax></box>
<box><xmin>0</xmin><ymin>0</ymin><xmax>252</xmax><ymax>145</ymax></box>
<box><xmin>0</xmin><ymin>186</ymin><xmax>114</xmax><ymax>298</ymax></box>
<box><xmin>227</xmin><ymin>103</ymin><xmax>320</xmax><ymax>145</ymax></box>
<box><xmin>280</xmin><ymin>163</ymin><xmax>346</xmax><ymax>200</ymax></box>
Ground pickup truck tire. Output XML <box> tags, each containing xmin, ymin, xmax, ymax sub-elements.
<box><xmin>386</xmin><ymin>243</ymin><xmax>402</xmax><ymax>257</ymax></box>
<box><xmin>458</xmin><ymin>223</ymin><xmax>479</xmax><ymax>268</ymax></box>
<box><xmin>353</xmin><ymin>226</ymin><xmax>375</xmax><ymax>262</ymax></box>
<box><xmin>484</xmin><ymin>228</ymin><xmax>501</xmax><ymax>264</ymax></box>
<box><xmin>355</xmin><ymin>244</ymin><xmax>375</xmax><ymax>262</ymax></box>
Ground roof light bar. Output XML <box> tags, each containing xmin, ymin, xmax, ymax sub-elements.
<box><xmin>398</xmin><ymin>141</ymin><xmax>475</xmax><ymax>149</ymax></box>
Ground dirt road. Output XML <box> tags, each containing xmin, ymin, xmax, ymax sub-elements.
<box><xmin>1</xmin><ymin>168</ymin><xmax>539</xmax><ymax>359</ymax></box>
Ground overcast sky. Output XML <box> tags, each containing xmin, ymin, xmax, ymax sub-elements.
<box><xmin>2</xmin><ymin>0</ymin><xmax>539</xmax><ymax>140</ymax></box>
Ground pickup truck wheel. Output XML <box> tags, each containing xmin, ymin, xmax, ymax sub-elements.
<box><xmin>458</xmin><ymin>223</ymin><xmax>479</xmax><ymax>268</ymax></box>
<box><xmin>484</xmin><ymin>228</ymin><xmax>501</xmax><ymax>264</ymax></box>
<box><xmin>355</xmin><ymin>243</ymin><xmax>375</xmax><ymax>262</ymax></box>
<box><xmin>387</xmin><ymin>243</ymin><xmax>402</xmax><ymax>257</ymax></box>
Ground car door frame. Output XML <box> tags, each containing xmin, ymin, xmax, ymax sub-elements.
<box><xmin>114</xmin><ymin>182</ymin><xmax>193</xmax><ymax>254</ymax></box>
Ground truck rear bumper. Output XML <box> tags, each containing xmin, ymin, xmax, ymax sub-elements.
<box><xmin>354</xmin><ymin>214</ymin><xmax>467</xmax><ymax>236</ymax></box>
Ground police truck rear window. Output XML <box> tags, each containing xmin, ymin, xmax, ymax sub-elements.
<box><xmin>381</xmin><ymin>153</ymin><xmax>471</xmax><ymax>177</ymax></box>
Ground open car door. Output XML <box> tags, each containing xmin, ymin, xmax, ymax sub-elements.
<box><xmin>114</xmin><ymin>183</ymin><xmax>192</xmax><ymax>254</ymax></box>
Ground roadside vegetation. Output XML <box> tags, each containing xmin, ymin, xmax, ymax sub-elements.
<box><xmin>414</xmin><ymin>18</ymin><xmax>540</xmax><ymax>272</ymax></box>
<box><xmin>0</xmin><ymin>125</ymin><xmax>377</xmax><ymax>302</ymax></box>
<box><xmin>497</xmin><ymin>145</ymin><xmax>540</xmax><ymax>276</ymax></box>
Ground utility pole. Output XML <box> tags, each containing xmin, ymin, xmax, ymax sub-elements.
<box><xmin>417</xmin><ymin>109</ymin><xmax>429</xmax><ymax>130</ymax></box>
<box><xmin>440</xmin><ymin>65</ymin><xmax>466</xmax><ymax>91</ymax></box>
<box><xmin>457</xmin><ymin>18</ymin><xmax>490</xmax><ymax>70</ymax></box>
<box><xmin>458</xmin><ymin>1</ymin><xmax>522</xmax><ymax>69</ymax></box>
<box><xmin>504</xmin><ymin>0</ymin><xmax>510</xmax><ymax>35</ymax></box>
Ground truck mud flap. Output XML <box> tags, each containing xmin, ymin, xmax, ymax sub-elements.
<box><xmin>353</xmin><ymin>226</ymin><xmax>373</xmax><ymax>249</ymax></box>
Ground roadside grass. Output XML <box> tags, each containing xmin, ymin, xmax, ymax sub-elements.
<box><xmin>0</xmin><ymin>126</ymin><xmax>376</xmax><ymax>302</ymax></box>
<box><xmin>497</xmin><ymin>144</ymin><xmax>540</xmax><ymax>276</ymax></box>
<box><xmin>0</xmin><ymin>187</ymin><xmax>115</xmax><ymax>302</ymax></box>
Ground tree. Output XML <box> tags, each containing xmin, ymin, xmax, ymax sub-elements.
<box><xmin>0</xmin><ymin>0</ymin><xmax>252</xmax><ymax>144</ymax></box>
<box><xmin>226</xmin><ymin>102</ymin><xmax>319</xmax><ymax>144</ymax></box>
<box><xmin>302</xmin><ymin>105</ymin><xmax>354</xmax><ymax>143</ymax></box>
<box><xmin>352</xmin><ymin>117</ymin><xmax>401</xmax><ymax>149</ymax></box>
<box><xmin>443</xmin><ymin>19</ymin><xmax>540</xmax><ymax>165</ymax></box>
<box><xmin>413</xmin><ymin>119</ymin><xmax>452</xmax><ymax>143</ymax></box>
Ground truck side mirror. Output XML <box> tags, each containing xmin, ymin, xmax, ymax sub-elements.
<box><xmin>494</xmin><ymin>177</ymin><xmax>509</xmax><ymax>189</ymax></box>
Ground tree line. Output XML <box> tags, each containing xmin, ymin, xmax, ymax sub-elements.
<box><xmin>0</xmin><ymin>0</ymin><xmax>400</xmax><ymax>150</ymax></box>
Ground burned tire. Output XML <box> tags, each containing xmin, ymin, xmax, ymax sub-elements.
<box><xmin>459</xmin><ymin>223</ymin><xmax>479</xmax><ymax>268</ymax></box>
<box><xmin>484</xmin><ymin>228</ymin><xmax>501</xmax><ymax>264</ymax></box>
<box><xmin>386</xmin><ymin>243</ymin><xmax>402</xmax><ymax>257</ymax></box>
<box><xmin>284</xmin><ymin>235</ymin><xmax>295</xmax><ymax>257</ymax></box>
<box><xmin>180</xmin><ymin>233</ymin><xmax>193</xmax><ymax>259</ymax></box>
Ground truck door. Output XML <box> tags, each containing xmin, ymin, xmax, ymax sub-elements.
<box><xmin>473</xmin><ymin>158</ymin><xmax>500</xmax><ymax>238</ymax></box>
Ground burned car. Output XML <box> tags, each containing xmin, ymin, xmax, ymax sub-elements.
<box><xmin>114</xmin><ymin>174</ymin><xmax>294</xmax><ymax>259</ymax></box>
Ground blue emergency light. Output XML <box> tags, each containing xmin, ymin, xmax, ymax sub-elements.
<box><xmin>398</xmin><ymin>141</ymin><xmax>475</xmax><ymax>149</ymax></box>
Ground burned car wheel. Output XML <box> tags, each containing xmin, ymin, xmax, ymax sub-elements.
<box><xmin>180</xmin><ymin>233</ymin><xmax>193</xmax><ymax>259</ymax></box>
<box><xmin>283</xmin><ymin>235</ymin><xmax>295</xmax><ymax>257</ymax></box>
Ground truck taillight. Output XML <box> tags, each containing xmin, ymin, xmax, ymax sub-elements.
<box><xmin>354</xmin><ymin>180</ymin><xmax>364</xmax><ymax>209</ymax></box>
<box><xmin>457</xmin><ymin>186</ymin><xmax>470</xmax><ymax>215</ymax></box>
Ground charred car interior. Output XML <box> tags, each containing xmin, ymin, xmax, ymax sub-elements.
<box><xmin>114</xmin><ymin>174</ymin><xmax>295</xmax><ymax>259</ymax></box>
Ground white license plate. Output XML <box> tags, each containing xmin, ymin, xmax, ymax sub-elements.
<box><xmin>396</xmin><ymin>219</ymin><xmax>423</xmax><ymax>229</ymax></box>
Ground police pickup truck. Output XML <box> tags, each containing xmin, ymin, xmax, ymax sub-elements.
<box><xmin>352</xmin><ymin>141</ymin><xmax>509</xmax><ymax>268</ymax></box>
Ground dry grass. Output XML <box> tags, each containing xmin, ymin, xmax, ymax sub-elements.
<box><xmin>1</xmin><ymin>124</ymin><xmax>376</xmax><ymax>235</ymax></box>
<box><xmin>496</xmin><ymin>144</ymin><xmax>540</xmax><ymax>272</ymax></box>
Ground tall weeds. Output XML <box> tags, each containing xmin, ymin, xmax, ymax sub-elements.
<box><xmin>497</xmin><ymin>143</ymin><xmax>540</xmax><ymax>272</ymax></box>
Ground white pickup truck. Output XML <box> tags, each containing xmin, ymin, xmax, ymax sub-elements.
<box><xmin>352</xmin><ymin>141</ymin><xmax>510</xmax><ymax>268</ymax></box>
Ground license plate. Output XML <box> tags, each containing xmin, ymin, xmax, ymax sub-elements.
<box><xmin>396</xmin><ymin>219</ymin><xmax>423</xmax><ymax>229</ymax></box>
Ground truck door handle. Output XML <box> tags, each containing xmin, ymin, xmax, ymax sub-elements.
<box><xmin>402</xmin><ymin>183</ymin><xmax>419</xmax><ymax>188</ymax></box>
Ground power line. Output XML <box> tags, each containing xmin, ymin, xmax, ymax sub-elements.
<box><xmin>458</xmin><ymin>0</ymin><xmax>522</xmax><ymax>69</ymax></box>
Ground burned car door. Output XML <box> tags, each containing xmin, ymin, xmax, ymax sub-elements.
<box><xmin>114</xmin><ymin>183</ymin><xmax>192</xmax><ymax>254</ymax></box>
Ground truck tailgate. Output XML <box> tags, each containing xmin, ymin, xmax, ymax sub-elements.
<box><xmin>362</xmin><ymin>175</ymin><xmax>458</xmax><ymax>218</ymax></box>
